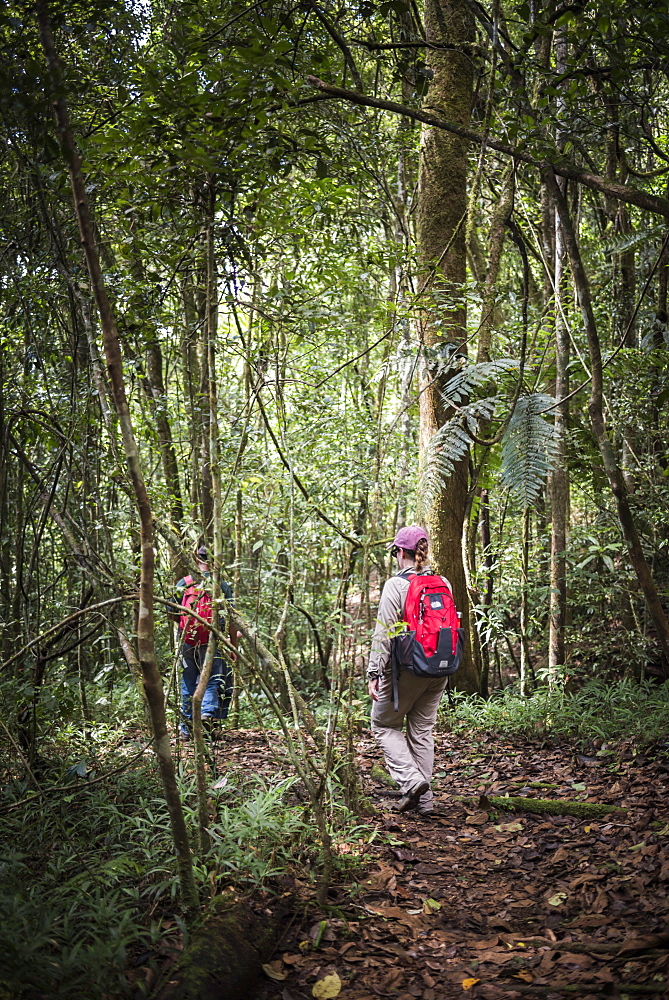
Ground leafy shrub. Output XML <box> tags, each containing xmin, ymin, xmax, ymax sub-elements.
<box><xmin>209</xmin><ymin>775</ymin><xmax>309</xmax><ymax>883</ymax></box>
<box><xmin>0</xmin><ymin>731</ymin><xmax>313</xmax><ymax>998</ymax></box>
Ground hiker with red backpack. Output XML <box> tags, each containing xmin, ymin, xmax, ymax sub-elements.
<box><xmin>175</xmin><ymin>546</ymin><xmax>238</xmax><ymax>739</ymax></box>
<box><xmin>368</xmin><ymin>526</ymin><xmax>464</xmax><ymax>814</ymax></box>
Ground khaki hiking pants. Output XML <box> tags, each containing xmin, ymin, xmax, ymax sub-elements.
<box><xmin>371</xmin><ymin>669</ymin><xmax>448</xmax><ymax>810</ymax></box>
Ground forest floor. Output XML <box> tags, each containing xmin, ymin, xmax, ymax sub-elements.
<box><xmin>239</xmin><ymin>725</ymin><xmax>669</xmax><ymax>1000</ymax></box>
<box><xmin>149</xmin><ymin>726</ymin><xmax>669</xmax><ymax>999</ymax></box>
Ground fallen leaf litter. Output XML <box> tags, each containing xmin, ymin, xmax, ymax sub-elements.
<box><xmin>223</xmin><ymin>729</ymin><xmax>669</xmax><ymax>999</ymax></box>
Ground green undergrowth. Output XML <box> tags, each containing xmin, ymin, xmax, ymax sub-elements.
<box><xmin>0</xmin><ymin>727</ymin><xmax>371</xmax><ymax>999</ymax></box>
<box><xmin>445</xmin><ymin>677</ymin><xmax>669</xmax><ymax>746</ymax></box>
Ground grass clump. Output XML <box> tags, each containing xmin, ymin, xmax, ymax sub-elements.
<box><xmin>446</xmin><ymin>677</ymin><xmax>669</xmax><ymax>745</ymax></box>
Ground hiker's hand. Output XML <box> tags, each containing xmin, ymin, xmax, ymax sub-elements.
<box><xmin>368</xmin><ymin>677</ymin><xmax>380</xmax><ymax>701</ymax></box>
<box><xmin>228</xmin><ymin>649</ymin><xmax>238</xmax><ymax>663</ymax></box>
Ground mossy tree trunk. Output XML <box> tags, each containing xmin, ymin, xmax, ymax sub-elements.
<box><xmin>547</xmin><ymin>27</ymin><xmax>570</xmax><ymax>681</ymax></box>
<box><xmin>416</xmin><ymin>0</ymin><xmax>479</xmax><ymax>692</ymax></box>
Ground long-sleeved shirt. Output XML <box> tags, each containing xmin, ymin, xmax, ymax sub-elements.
<box><xmin>367</xmin><ymin>567</ymin><xmax>452</xmax><ymax>678</ymax></box>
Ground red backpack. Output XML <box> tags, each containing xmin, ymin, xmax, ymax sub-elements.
<box><xmin>390</xmin><ymin>571</ymin><xmax>464</xmax><ymax>708</ymax></box>
<box><xmin>178</xmin><ymin>576</ymin><xmax>212</xmax><ymax>647</ymax></box>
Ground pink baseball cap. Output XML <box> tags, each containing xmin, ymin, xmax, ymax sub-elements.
<box><xmin>390</xmin><ymin>525</ymin><xmax>429</xmax><ymax>551</ymax></box>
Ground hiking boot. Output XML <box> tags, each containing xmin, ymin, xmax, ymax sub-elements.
<box><xmin>396</xmin><ymin>780</ymin><xmax>429</xmax><ymax>813</ymax></box>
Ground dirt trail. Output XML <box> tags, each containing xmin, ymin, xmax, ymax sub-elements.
<box><xmin>250</xmin><ymin>729</ymin><xmax>669</xmax><ymax>999</ymax></box>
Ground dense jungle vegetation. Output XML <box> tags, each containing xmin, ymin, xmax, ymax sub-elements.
<box><xmin>1</xmin><ymin>0</ymin><xmax>669</xmax><ymax>996</ymax></box>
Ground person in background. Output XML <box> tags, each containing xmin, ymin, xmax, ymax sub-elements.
<box><xmin>367</xmin><ymin>526</ymin><xmax>451</xmax><ymax>814</ymax></box>
<box><xmin>175</xmin><ymin>545</ymin><xmax>238</xmax><ymax>739</ymax></box>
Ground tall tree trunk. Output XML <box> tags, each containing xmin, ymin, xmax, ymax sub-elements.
<box><xmin>0</xmin><ymin>361</ymin><xmax>14</xmax><ymax>661</ymax></box>
<box><xmin>416</xmin><ymin>0</ymin><xmax>478</xmax><ymax>692</ymax></box>
<box><xmin>38</xmin><ymin>3</ymin><xmax>198</xmax><ymax>909</ymax></box>
<box><xmin>394</xmin><ymin>7</ymin><xmax>416</xmax><ymax>527</ymax></box>
<box><xmin>547</xmin><ymin>26</ymin><xmax>570</xmax><ymax>680</ymax></box>
<box><xmin>196</xmin><ymin>220</ymin><xmax>215</xmax><ymax>538</ymax></box>
<box><xmin>520</xmin><ymin>506</ymin><xmax>532</xmax><ymax>697</ymax></box>
<box><xmin>145</xmin><ymin>339</ymin><xmax>185</xmax><ymax>540</ymax></box>
<box><xmin>601</xmin><ymin>88</ymin><xmax>638</xmax><ymax>492</ymax></box>
<box><xmin>192</xmin><ymin>184</ymin><xmax>225</xmax><ymax>850</ymax></box>
<box><xmin>547</xmin><ymin>193</ymin><xmax>570</xmax><ymax>675</ymax></box>
<box><xmin>466</xmin><ymin>169</ymin><xmax>514</xmax><ymax>691</ymax></box>
<box><xmin>475</xmin><ymin>168</ymin><xmax>515</xmax><ymax>365</ymax></box>
<box><xmin>617</xmin><ymin>203</ymin><xmax>638</xmax><ymax>492</ymax></box>
<box><xmin>180</xmin><ymin>278</ymin><xmax>202</xmax><ymax>519</ymax></box>
<box><xmin>546</xmin><ymin>168</ymin><xmax>669</xmax><ymax>672</ymax></box>
<box><xmin>478</xmin><ymin>488</ymin><xmax>494</xmax><ymax>694</ymax></box>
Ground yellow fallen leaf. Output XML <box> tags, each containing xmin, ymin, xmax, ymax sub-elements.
<box><xmin>514</xmin><ymin>970</ymin><xmax>533</xmax><ymax>982</ymax></box>
<box><xmin>262</xmin><ymin>963</ymin><xmax>286</xmax><ymax>981</ymax></box>
<box><xmin>548</xmin><ymin>892</ymin><xmax>568</xmax><ymax>906</ymax></box>
<box><xmin>584</xmin><ymin>825</ymin><xmax>591</xmax><ymax>833</ymax></box>
<box><xmin>312</xmin><ymin>972</ymin><xmax>342</xmax><ymax>998</ymax></box>
<box><xmin>494</xmin><ymin>820</ymin><xmax>523</xmax><ymax>833</ymax></box>
<box><xmin>462</xmin><ymin>978</ymin><xmax>480</xmax><ymax>990</ymax></box>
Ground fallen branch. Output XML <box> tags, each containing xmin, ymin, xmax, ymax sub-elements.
<box><xmin>0</xmin><ymin>738</ymin><xmax>155</xmax><ymax>815</ymax></box>
<box><xmin>0</xmin><ymin>596</ymin><xmax>136</xmax><ymax>672</ymax></box>
<box><xmin>504</xmin><ymin>935</ymin><xmax>669</xmax><ymax>957</ymax></box>
<box><xmin>469</xmin><ymin>794</ymin><xmax>627</xmax><ymax>819</ymax></box>
<box><xmin>485</xmin><ymin>982</ymin><xmax>666</xmax><ymax>995</ymax></box>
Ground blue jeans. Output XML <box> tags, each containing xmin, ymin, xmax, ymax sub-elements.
<box><xmin>180</xmin><ymin>643</ymin><xmax>233</xmax><ymax>734</ymax></box>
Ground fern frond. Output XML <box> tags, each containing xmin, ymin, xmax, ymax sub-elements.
<box><xmin>420</xmin><ymin>398</ymin><xmax>496</xmax><ymax>509</ymax></box>
<box><xmin>603</xmin><ymin>224</ymin><xmax>663</xmax><ymax>255</ymax></box>
<box><xmin>439</xmin><ymin>357</ymin><xmax>519</xmax><ymax>406</ymax></box>
<box><xmin>500</xmin><ymin>393</ymin><xmax>559</xmax><ymax>507</ymax></box>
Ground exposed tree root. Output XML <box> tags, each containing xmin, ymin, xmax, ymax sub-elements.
<box><xmin>510</xmin><ymin>936</ymin><xmax>669</xmax><ymax>957</ymax></box>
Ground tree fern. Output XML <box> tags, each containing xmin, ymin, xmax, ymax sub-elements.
<box><xmin>417</xmin><ymin>348</ymin><xmax>559</xmax><ymax>510</ymax></box>
<box><xmin>500</xmin><ymin>393</ymin><xmax>560</xmax><ymax>507</ymax></box>
<box><xmin>420</xmin><ymin>397</ymin><xmax>496</xmax><ymax>510</ymax></box>
<box><xmin>603</xmin><ymin>224</ymin><xmax>663</xmax><ymax>254</ymax></box>
<box><xmin>438</xmin><ymin>356</ymin><xmax>519</xmax><ymax>405</ymax></box>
